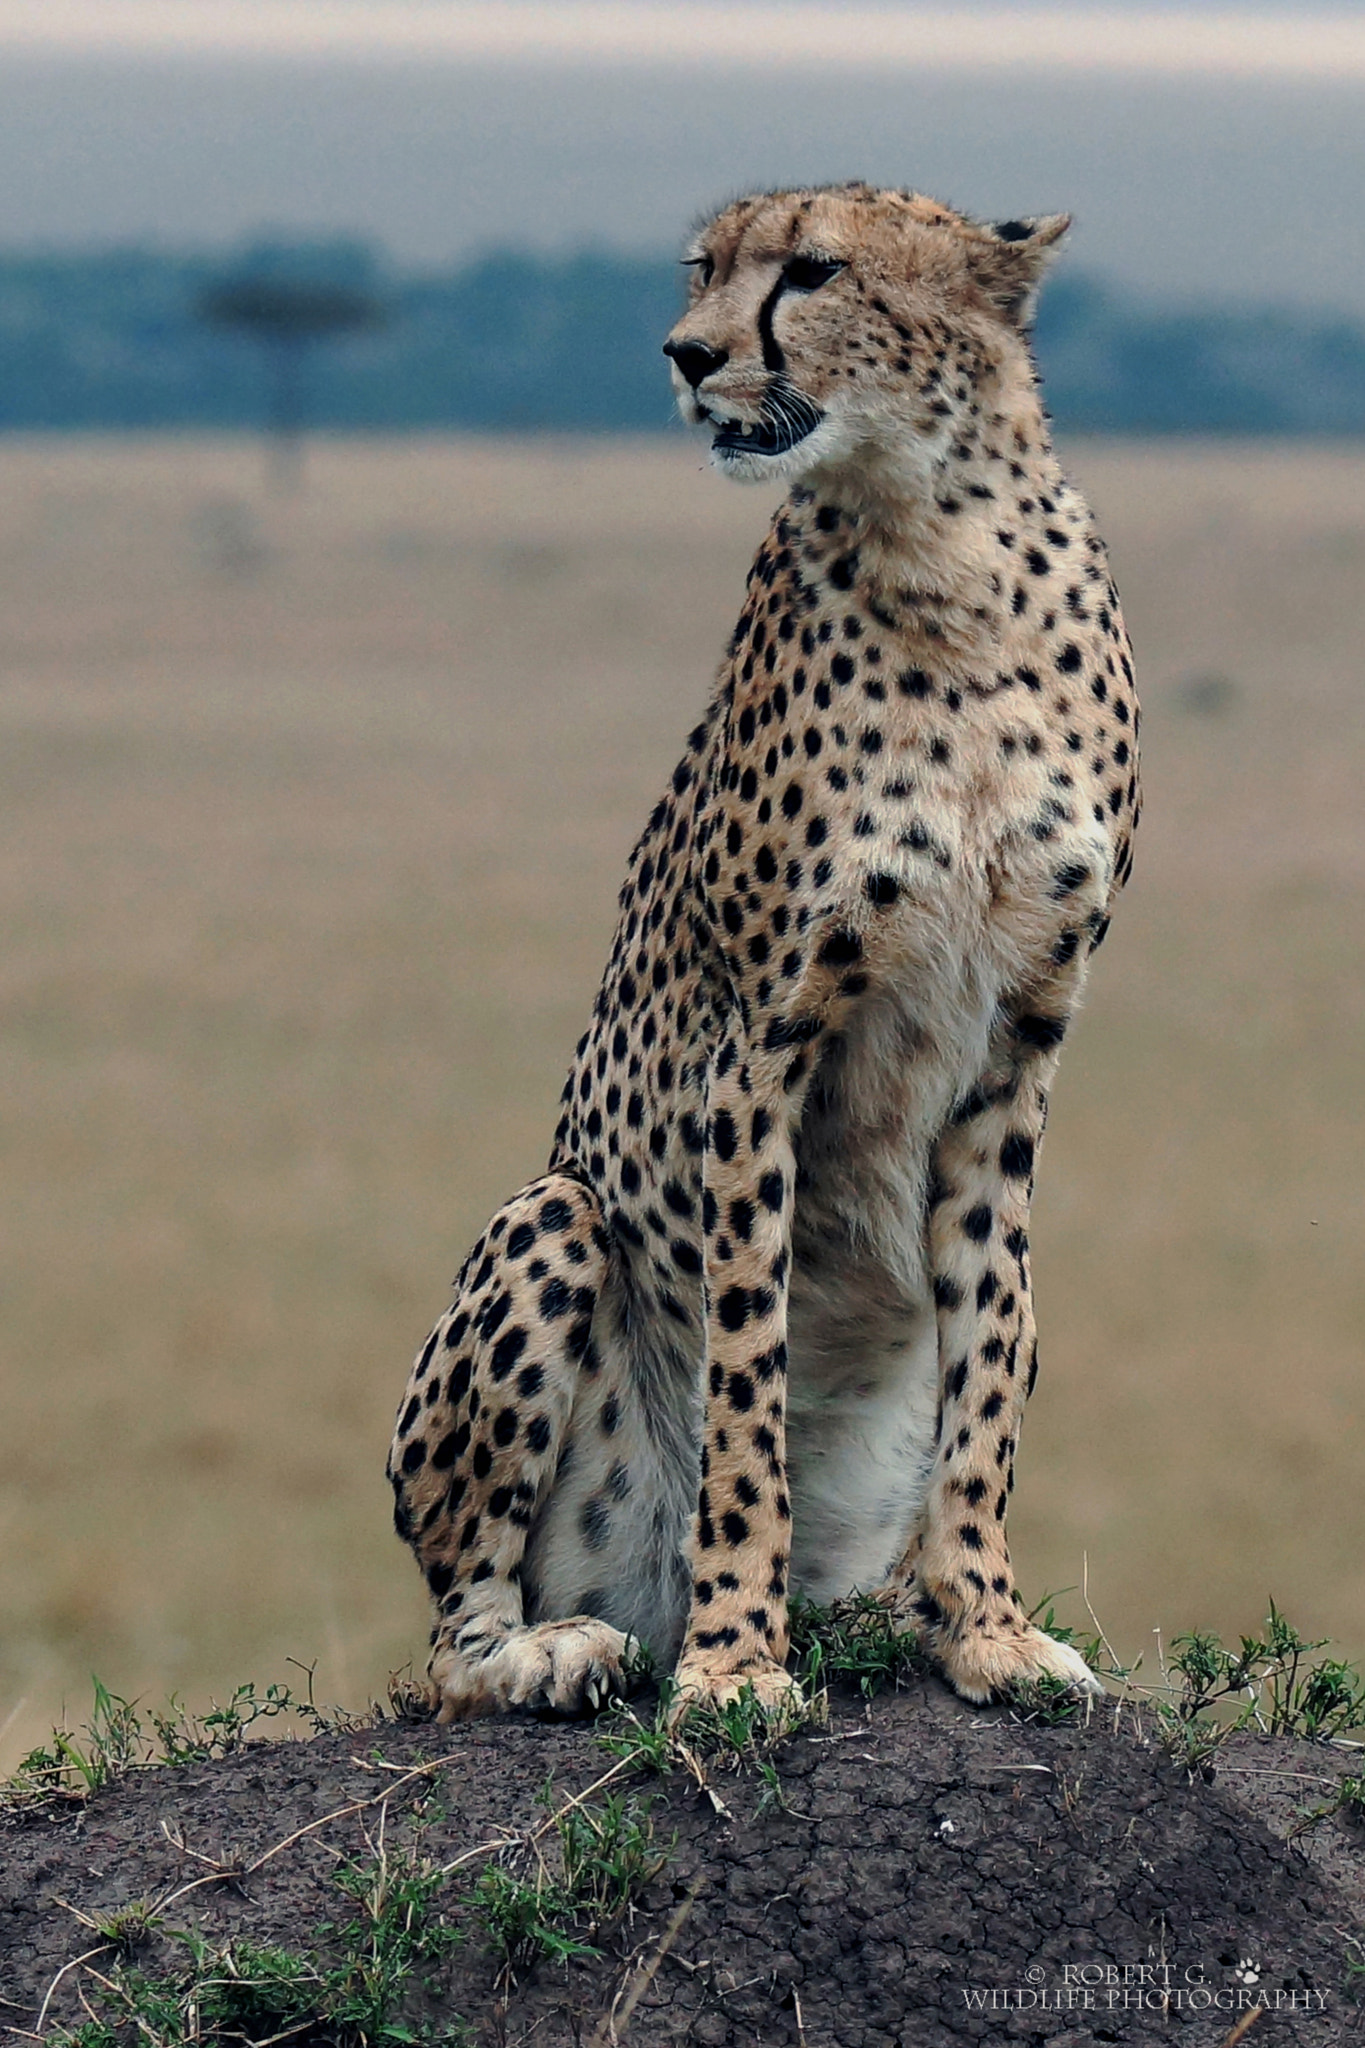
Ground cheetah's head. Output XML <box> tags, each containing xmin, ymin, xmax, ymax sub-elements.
<box><xmin>663</xmin><ymin>184</ymin><xmax>1068</xmax><ymax>490</ymax></box>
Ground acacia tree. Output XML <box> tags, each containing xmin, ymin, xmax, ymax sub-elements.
<box><xmin>197</xmin><ymin>277</ymin><xmax>384</xmax><ymax>487</ymax></box>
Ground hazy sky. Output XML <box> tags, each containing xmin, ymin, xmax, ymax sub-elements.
<box><xmin>1</xmin><ymin>2</ymin><xmax>1361</xmax><ymax>313</ymax></box>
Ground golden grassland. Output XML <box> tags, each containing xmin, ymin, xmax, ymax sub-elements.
<box><xmin>2</xmin><ymin>434</ymin><xmax>1362</xmax><ymax>1770</ymax></box>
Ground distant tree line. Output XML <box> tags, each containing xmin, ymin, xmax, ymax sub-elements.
<box><xmin>0</xmin><ymin>237</ymin><xmax>1362</xmax><ymax>436</ymax></box>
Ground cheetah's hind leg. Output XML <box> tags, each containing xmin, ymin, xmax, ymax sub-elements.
<box><xmin>388</xmin><ymin>1173</ymin><xmax>628</xmax><ymax>1718</ymax></box>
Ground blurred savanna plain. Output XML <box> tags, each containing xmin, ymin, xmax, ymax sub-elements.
<box><xmin>2</xmin><ymin>432</ymin><xmax>1363</xmax><ymax>1771</ymax></box>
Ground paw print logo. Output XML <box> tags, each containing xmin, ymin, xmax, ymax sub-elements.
<box><xmin>1231</xmin><ymin>1959</ymin><xmax>1260</xmax><ymax>1986</ymax></box>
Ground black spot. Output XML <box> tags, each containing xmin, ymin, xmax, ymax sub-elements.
<box><xmin>717</xmin><ymin>1287</ymin><xmax>750</xmax><ymax>1331</ymax></box>
<box><xmin>506</xmin><ymin>1222</ymin><xmax>536</xmax><ymax>1259</ymax></box>
<box><xmin>712</xmin><ymin>1108</ymin><xmax>738</xmax><ymax>1161</ymax></box>
<box><xmin>999</xmin><ymin>1133</ymin><xmax>1034</xmax><ymax>1179</ymax></box>
<box><xmin>430</xmin><ymin>1427</ymin><xmax>461</xmax><ymax>1469</ymax></box>
<box><xmin>607</xmin><ymin>1458</ymin><xmax>632</xmax><ymax>1501</ymax></box>
<box><xmin>566</xmin><ymin>1317</ymin><xmax>594</xmax><ymax>1361</ymax></box>
<box><xmin>865</xmin><ymin>872</ymin><xmax>899</xmax><ymax>907</ymax></box>
<box><xmin>817</xmin><ymin>928</ymin><xmax>862</xmax><ymax>968</ymax></box>
<box><xmin>934</xmin><ymin>1275</ymin><xmax>964</xmax><ymax>1311</ymax></box>
<box><xmin>962</xmin><ymin>1205</ymin><xmax>993</xmax><ymax>1242</ymax></box>
<box><xmin>481</xmin><ymin>1291</ymin><xmax>511</xmax><ymax>1340</ymax></box>
<box><xmin>728</xmin><ymin>1371</ymin><xmax>755</xmax><ymax>1411</ymax></box>
<box><xmin>721</xmin><ymin>1510</ymin><xmax>751</xmax><ymax>1546</ymax></box>
<box><xmin>1015</xmin><ymin>1013</ymin><xmax>1067</xmax><ymax>1051</ymax></box>
<box><xmin>539</xmin><ymin>1277</ymin><xmax>571</xmax><ymax>1319</ymax></box>
<box><xmin>763</xmin><ymin>1012</ymin><xmax>822</xmax><ymax>1051</ymax></box>
<box><xmin>581</xmin><ymin>1498</ymin><xmax>612</xmax><ymax>1550</ymax></box>
<box><xmin>525</xmin><ymin>1415</ymin><xmax>552</xmax><ymax>1454</ymax></box>
<box><xmin>539</xmin><ymin>1197</ymin><xmax>574</xmax><ymax>1232</ymax></box>
<box><xmin>400</xmin><ymin>1437</ymin><xmax>426</xmax><ymax>1475</ymax></box>
<box><xmin>490</xmin><ymin>1327</ymin><xmax>528</xmax><ymax>1380</ymax></box>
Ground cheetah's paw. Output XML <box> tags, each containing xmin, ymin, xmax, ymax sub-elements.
<box><xmin>668</xmin><ymin>1656</ymin><xmax>811</xmax><ymax>1734</ymax></box>
<box><xmin>431</xmin><ymin>1617</ymin><xmax>629</xmax><ymax>1720</ymax></box>
<box><xmin>933</xmin><ymin>1622</ymin><xmax>1102</xmax><ymax>1706</ymax></box>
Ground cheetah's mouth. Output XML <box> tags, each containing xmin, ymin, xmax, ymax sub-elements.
<box><xmin>705</xmin><ymin>389</ymin><xmax>824</xmax><ymax>459</ymax></box>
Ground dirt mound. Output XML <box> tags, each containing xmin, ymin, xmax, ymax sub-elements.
<box><xmin>3</xmin><ymin>1675</ymin><xmax>1363</xmax><ymax>2047</ymax></box>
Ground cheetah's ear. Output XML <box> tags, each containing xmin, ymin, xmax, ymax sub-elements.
<box><xmin>969</xmin><ymin>213</ymin><xmax>1071</xmax><ymax>328</ymax></box>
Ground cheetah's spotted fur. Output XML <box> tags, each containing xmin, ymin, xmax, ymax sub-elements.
<box><xmin>389</xmin><ymin>184</ymin><xmax>1139</xmax><ymax>1719</ymax></box>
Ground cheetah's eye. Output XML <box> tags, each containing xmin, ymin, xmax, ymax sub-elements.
<box><xmin>783</xmin><ymin>255</ymin><xmax>845</xmax><ymax>293</ymax></box>
<box><xmin>682</xmin><ymin>254</ymin><xmax>715</xmax><ymax>288</ymax></box>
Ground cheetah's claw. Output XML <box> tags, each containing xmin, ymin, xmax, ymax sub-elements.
<box><xmin>431</xmin><ymin>1617</ymin><xmax>629</xmax><ymax>1721</ymax></box>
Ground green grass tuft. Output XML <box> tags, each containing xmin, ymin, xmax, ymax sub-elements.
<box><xmin>4</xmin><ymin>1669</ymin><xmax>365</xmax><ymax>1811</ymax></box>
<box><xmin>49</xmin><ymin>1843</ymin><xmax>464</xmax><ymax>2048</ymax></box>
<box><xmin>475</xmin><ymin>1781</ymin><xmax>667</xmax><ymax>1979</ymax></box>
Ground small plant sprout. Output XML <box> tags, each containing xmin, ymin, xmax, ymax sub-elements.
<box><xmin>1153</xmin><ymin>1604</ymin><xmax>1365</xmax><ymax>1771</ymax></box>
<box><xmin>3</xmin><ymin>1673</ymin><xmax>360</xmax><ymax>1812</ymax></box>
<box><xmin>475</xmin><ymin>1779</ymin><xmax>667</xmax><ymax>1980</ymax></box>
<box><xmin>787</xmin><ymin>1593</ymin><xmax>924</xmax><ymax>1702</ymax></box>
<box><xmin>46</xmin><ymin>1837</ymin><xmax>464</xmax><ymax>2048</ymax></box>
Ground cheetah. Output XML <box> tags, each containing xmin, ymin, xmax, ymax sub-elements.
<box><xmin>388</xmin><ymin>183</ymin><xmax>1139</xmax><ymax>1722</ymax></box>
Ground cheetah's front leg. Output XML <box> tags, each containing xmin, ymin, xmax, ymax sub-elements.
<box><xmin>890</xmin><ymin>1008</ymin><xmax>1100</xmax><ymax>1703</ymax></box>
<box><xmin>672</xmin><ymin>1037</ymin><xmax>806</xmax><ymax>1722</ymax></box>
<box><xmin>388</xmin><ymin>1173</ymin><xmax>628</xmax><ymax>1718</ymax></box>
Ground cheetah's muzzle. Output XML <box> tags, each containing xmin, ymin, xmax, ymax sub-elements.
<box><xmin>709</xmin><ymin>387</ymin><xmax>824</xmax><ymax>459</ymax></box>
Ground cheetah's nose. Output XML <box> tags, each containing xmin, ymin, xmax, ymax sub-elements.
<box><xmin>664</xmin><ymin>339</ymin><xmax>729</xmax><ymax>389</ymax></box>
